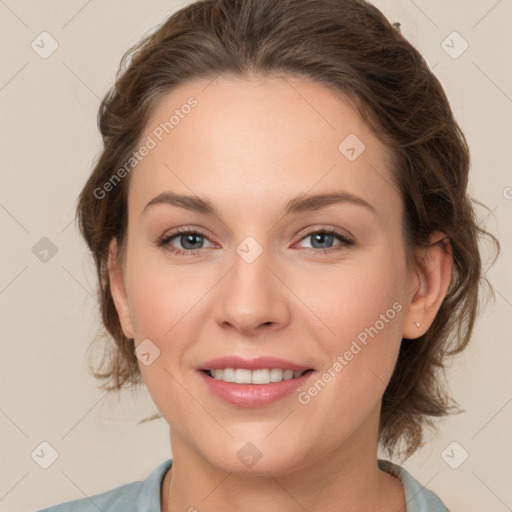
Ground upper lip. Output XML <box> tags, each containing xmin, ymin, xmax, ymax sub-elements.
<box><xmin>198</xmin><ymin>356</ymin><xmax>313</xmax><ymax>372</ymax></box>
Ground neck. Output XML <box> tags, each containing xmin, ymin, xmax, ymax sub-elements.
<box><xmin>161</xmin><ymin>423</ymin><xmax>405</xmax><ymax>512</ymax></box>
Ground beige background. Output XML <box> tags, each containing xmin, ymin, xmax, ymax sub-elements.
<box><xmin>1</xmin><ymin>1</ymin><xmax>511</xmax><ymax>511</ymax></box>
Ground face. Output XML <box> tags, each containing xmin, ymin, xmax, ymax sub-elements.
<box><xmin>109</xmin><ymin>75</ymin><xmax>420</xmax><ymax>475</ymax></box>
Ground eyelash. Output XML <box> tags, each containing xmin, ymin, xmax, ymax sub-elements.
<box><xmin>157</xmin><ymin>226</ymin><xmax>354</xmax><ymax>257</ymax></box>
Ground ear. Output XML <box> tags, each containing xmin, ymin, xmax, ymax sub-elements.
<box><xmin>108</xmin><ymin>238</ymin><xmax>135</xmax><ymax>340</ymax></box>
<box><xmin>402</xmin><ymin>231</ymin><xmax>453</xmax><ymax>339</ymax></box>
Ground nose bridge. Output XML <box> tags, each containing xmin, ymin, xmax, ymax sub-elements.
<box><xmin>214</xmin><ymin>234</ymin><xmax>289</xmax><ymax>332</ymax></box>
<box><xmin>230</xmin><ymin>234</ymin><xmax>274</xmax><ymax>307</ymax></box>
<box><xmin>232</xmin><ymin>234</ymin><xmax>270</xmax><ymax>286</ymax></box>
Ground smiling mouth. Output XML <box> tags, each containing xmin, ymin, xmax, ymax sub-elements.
<box><xmin>202</xmin><ymin>368</ymin><xmax>314</xmax><ymax>385</ymax></box>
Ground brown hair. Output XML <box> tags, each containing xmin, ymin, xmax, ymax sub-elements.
<box><xmin>76</xmin><ymin>0</ymin><xmax>498</xmax><ymax>460</ymax></box>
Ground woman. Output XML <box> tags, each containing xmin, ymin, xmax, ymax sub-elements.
<box><xmin>38</xmin><ymin>0</ymin><xmax>497</xmax><ymax>510</ymax></box>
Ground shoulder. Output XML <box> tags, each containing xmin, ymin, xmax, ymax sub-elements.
<box><xmin>35</xmin><ymin>459</ymin><xmax>173</xmax><ymax>512</ymax></box>
<box><xmin>36</xmin><ymin>481</ymin><xmax>143</xmax><ymax>512</ymax></box>
<box><xmin>378</xmin><ymin>459</ymin><xmax>449</xmax><ymax>512</ymax></box>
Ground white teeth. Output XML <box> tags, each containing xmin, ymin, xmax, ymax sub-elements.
<box><xmin>269</xmin><ymin>368</ymin><xmax>283</xmax><ymax>382</ymax></box>
<box><xmin>235</xmin><ymin>368</ymin><xmax>252</xmax><ymax>384</ymax></box>
<box><xmin>209</xmin><ymin>368</ymin><xmax>307</xmax><ymax>384</ymax></box>
<box><xmin>251</xmin><ymin>369</ymin><xmax>270</xmax><ymax>384</ymax></box>
<box><xmin>283</xmin><ymin>369</ymin><xmax>294</xmax><ymax>380</ymax></box>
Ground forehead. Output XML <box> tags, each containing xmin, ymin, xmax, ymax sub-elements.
<box><xmin>128</xmin><ymin>74</ymin><xmax>399</xmax><ymax>220</ymax></box>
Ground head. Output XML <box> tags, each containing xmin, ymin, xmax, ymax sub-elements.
<box><xmin>76</xmin><ymin>0</ymin><xmax>496</xmax><ymax>466</ymax></box>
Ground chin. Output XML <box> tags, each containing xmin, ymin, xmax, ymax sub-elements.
<box><xmin>199</xmin><ymin>438</ymin><xmax>308</xmax><ymax>476</ymax></box>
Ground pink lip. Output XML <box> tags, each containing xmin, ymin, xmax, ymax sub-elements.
<box><xmin>199</xmin><ymin>356</ymin><xmax>312</xmax><ymax>372</ymax></box>
<box><xmin>198</xmin><ymin>369</ymin><xmax>315</xmax><ymax>408</ymax></box>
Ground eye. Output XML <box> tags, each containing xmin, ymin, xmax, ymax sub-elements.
<box><xmin>157</xmin><ymin>228</ymin><xmax>214</xmax><ymax>256</ymax></box>
<box><xmin>296</xmin><ymin>228</ymin><xmax>354</xmax><ymax>253</ymax></box>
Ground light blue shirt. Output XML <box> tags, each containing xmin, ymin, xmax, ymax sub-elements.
<box><xmin>36</xmin><ymin>458</ymin><xmax>448</xmax><ymax>511</ymax></box>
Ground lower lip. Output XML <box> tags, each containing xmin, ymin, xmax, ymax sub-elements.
<box><xmin>198</xmin><ymin>370</ymin><xmax>314</xmax><ymax>408</ymax></box>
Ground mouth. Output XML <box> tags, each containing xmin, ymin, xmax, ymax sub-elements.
<box><xmin>201</xmin><ymin>368</ymin><xmax>314</xmax><ymax>384</ymax></box>
<box><xmin>197</xmin><ymin>356</ymin><xmax>316</xmax><ymax>407</ymax></box>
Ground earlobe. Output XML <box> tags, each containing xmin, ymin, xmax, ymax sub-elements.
<box><xmin>108</xmin><ymin>239</ymin><xmax>134</xmax><ymax>340</ymax></box>
<box><xmin>402</xmin><ymin>232</ymin><xmax>453</xmax><ymax>339</ymax></box>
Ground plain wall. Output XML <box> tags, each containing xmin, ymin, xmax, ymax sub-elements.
<box><xmin>0</xmin><ymin>1</ymin><xmax>511</xmax><ymax>511</ymax></box>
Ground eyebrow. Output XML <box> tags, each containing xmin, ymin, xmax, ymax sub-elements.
<box><xmin>141</xmin><ymin>190</ymin><xmax>376</xmax><ymax>217</ymax></box>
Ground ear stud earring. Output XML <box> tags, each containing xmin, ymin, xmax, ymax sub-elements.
<box><xmin>415</xmin><ymin>322</ymin><xmax>420</xmax><ymax>328</ymax></box>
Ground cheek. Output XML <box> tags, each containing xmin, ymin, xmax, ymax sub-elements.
<box><xmin>124</xmin><ymin>246</ymin><xmax>196</xmax><ymax>337</ymax></box>
<box><xmin>301</xmin><ymin>250</ymin><xmax>406</xmax><ymax>344</ymax></box>
<box><xmin>123</xmin><ymin>248</ymin><xmax>204</xmax><ymax>425</ymax></box>
<box><xmin>294</xmin><ymin>254</ymin><xmax>406</xmax><ymax>432</ymax></box>
<box><xmin>308</xmin><ymin>249</ymin><xmax>407</xmax><ymax>393</ymax></box>
<box><xmin>124</xmin><ymin>245</ymin><xmax>210</xmax><ymax>387</ymax></box>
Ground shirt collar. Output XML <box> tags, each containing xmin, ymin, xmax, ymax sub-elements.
<box><xmin>136</xmin><ymin>458</ymin><xmax>173</xmax><ymax>512</ymax></box>
<box><xmin>378</xmin><ymin>459</ymin><xmax>448</xmax><ymax>512</ymax></box>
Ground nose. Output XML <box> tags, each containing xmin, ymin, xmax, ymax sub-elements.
<box><xmin>214</xmin><ymin>243</ymin><xmax>290</xmax><ymax>336</ymax></box>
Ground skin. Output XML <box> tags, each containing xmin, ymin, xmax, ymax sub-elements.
<box><xmin>108</xmin><ymin>74</ymin><xmax>453</xmax><ymax>512</ymax></box>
